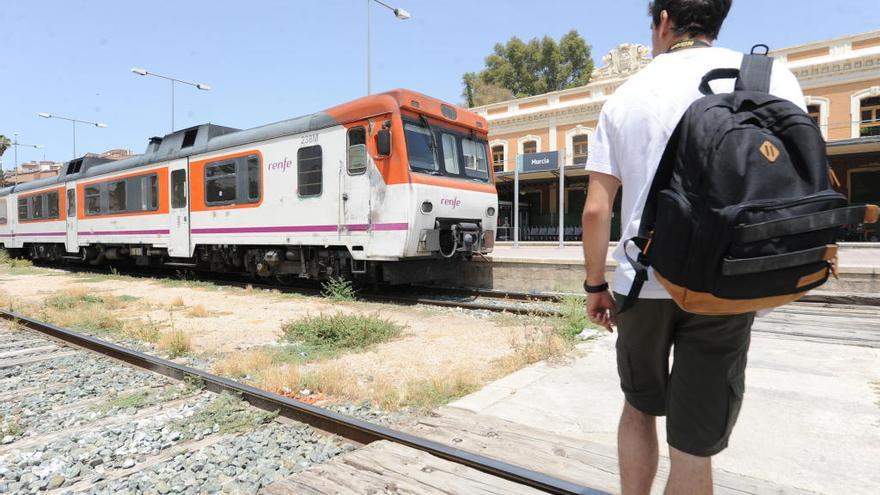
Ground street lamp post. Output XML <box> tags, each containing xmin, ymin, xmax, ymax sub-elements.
<box><xmin>4</xmin><ymin>133</ymin><xmax>44</xmax><ymax>185</ymax></box>
<box><xmin>36</xmin><ymin>113</ymin><xmax>106</xmax><ymax>160</ymax></box>
<box><xmin>130</xmin><ymin>68</ymin><xmax>210</xmax><ymax>132</ymax></box>
<box><xmin>366</xmin><ymin>0</ymin><xmax>410</xmax><ymax>95</ymax></box>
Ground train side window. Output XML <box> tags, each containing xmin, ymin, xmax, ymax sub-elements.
<box><xmin>246</xmin><ymin>156</ymin><xmax>260</xmax><ymax>202</ymax></box>
<box><xmin>441</xmin><ymin>133</ymin><xmax>460</xmax><ymax>174</ymax></box>
<box><xmin>47</xmin><ymin>192</ymin><xmax>59</xmax><ymax>219</ymax></box>
<box><xmin>347</xmin><ymin>127</ymin><xmax>367</xmax><ymax>175</ymax></box>
<box><xmin>32</xmin><ymin>195</ymin><xmax>44</xmax><ymax>219</ymax></box>
<box><xmin>17</xmin><ymin>198</ymin><xmax>28</xmax><ymax>220</ymax></box>
<box><xmin>108</xmin><ymin>181</ymin><xmax>127</xmax><ymax>213</ymax></box>
<box><xmin>0</xmin><ymin>198</ymin><xmax>6</xmax><ymax>225</ymax></box>
<box><xmin>297</xmin><ymin>145</ymin><xmax>323</xmax><ymax>197</ymax></box>
<box><xmin>149</xmin><ymin>174</ymin><xmax>159</xmax><ymax>210</ymax></box>
<box><xmin>462</xmin><ymin>138</ymin><xmax>489</xmax><ymax>181</ymax></box>
<box><xmin>67</xmin><ymin>190</ymin><xmax>76</xmax><ymax>217</ymax></box>
<box><xmin>205</xmin><ymin>161</ymin><xmax>237</xmax><ymax>205</ymax></box>
<box><xmin>85</xmin><ymin>185</ymin><xmax>102</xmax><ymax>216</ymax></box>
<box><xmin>171</xmin><ymin>169</ymin><xmax>187</xmax><ymax>208</ymax></box>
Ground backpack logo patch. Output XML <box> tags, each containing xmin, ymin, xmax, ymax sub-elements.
<box><xmin>759</xmin><ymin>140</ymin><xmax>780</xmax><ymax>163</ymax></box>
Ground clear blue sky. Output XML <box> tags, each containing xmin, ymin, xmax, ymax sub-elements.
<box><xmin>2</xmin><ymin>0</ymin><xmax>878</xmax><ymax>167</ymax></box>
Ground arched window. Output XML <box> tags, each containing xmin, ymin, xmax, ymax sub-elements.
<box><xmin>807</xmin><ymin>104</ymin><xmax>821</xmax><ymax>126</ymax></box>
<box><xmin>572</xmin><ymin>134</ymin><xmax>589</xmax><ymax>165</ymax></box>
<box><xmin>491</xmin><ymin>145</ymin><xmax>505</xmax><ymax>172</ymax></box>
<box><xmin>860</xmin><ymin>96</ymin><xmax>880</xmax><ymax>137</ymax></box>
<box><xmin>522</xmin><ymin>140</ymin><xmax>537</xmax><ymax>155</ymax></box>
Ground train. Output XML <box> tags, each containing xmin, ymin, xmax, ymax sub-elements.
<box><xmin>0</xmin><ymin>89</ymin><xmax>498</xmax><ymax>285</ymax></box>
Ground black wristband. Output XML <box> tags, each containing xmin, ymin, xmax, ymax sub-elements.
<box><xmin>584</xmin><ymin>281</ymin><xmax>609</xmax><ymax>294</ymax></box>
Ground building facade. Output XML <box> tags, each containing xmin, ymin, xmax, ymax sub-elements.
<box><xmin>473</xmin><ymin>30</ymin><xmax>880</xmax><ymax>242</ymax></box>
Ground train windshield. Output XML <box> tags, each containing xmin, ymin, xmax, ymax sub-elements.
<box><xmin>404</xmin><ymin>121</ymin><xmax>490</xmax><ymax>183</ymax></box>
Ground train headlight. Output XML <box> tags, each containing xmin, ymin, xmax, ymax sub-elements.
<box><xmin>486</xmin><ymin>207</ymin><xmax>496</xmax><ymax>217</ymax></box>
<box><xmin>421</xmin><ymin>201</ymin><xmax>434</xmax><ymax>214</ymax></box>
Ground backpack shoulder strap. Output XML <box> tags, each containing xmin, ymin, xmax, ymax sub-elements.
<box><xmin>735</xmin><ymin>54</ymin><xmax>773</xmax><ymax>93</ymax></box>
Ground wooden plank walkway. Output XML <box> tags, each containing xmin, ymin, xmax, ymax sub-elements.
<box><xmin>261</xmin><ymin>440</ymin><xmax>546</xmax><ymax>495</ymax></box>
<box><xmin>752</xmin><ymin>302</ymin><xmax>880</xmax><ymax>348</ymax></box>
<box><xmin>264</xmin><ymin>407</ymin><xmax>815</xmax><ymax>495</ymax></box>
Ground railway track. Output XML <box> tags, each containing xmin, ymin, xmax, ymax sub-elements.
<box><xmin>0</xmin><ymin>311</ymin><xmax>605</xmax><ymax>495</ymax></box>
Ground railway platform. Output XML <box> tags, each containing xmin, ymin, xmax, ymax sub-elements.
<box><xmin>470</xmin><ymin>241</ymin><xmax>880</xmax><ymax>296</ymax></box>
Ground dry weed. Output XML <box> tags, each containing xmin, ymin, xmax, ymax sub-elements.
<box><xmin>188</xmin><ymin>305</ymin><xmax>210</xmax><ymax>318</ymax></box>
<box><xmin>257</xmin><ymin>364</ymin><xmax>302</xmax><ymax>395</ymax></box>
<box><xmin>157</xmin><ymin>329</ymin><xmax>192</xmax><ymax>357</ymax></box>
<box><xmin>169</xmin><ymin>296</ymin><xmax>185</xmax><ymax>307</ymax></box>
<box><xmin>214</xmin><ymin>350</ymin><xmax>273</xmax><ymax>378</ymax></box>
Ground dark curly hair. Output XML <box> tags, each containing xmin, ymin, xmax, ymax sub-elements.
<box><xmin>649</xmin><ymin>0</ymin><xmax>733</xmax><ymax>40</ymax></box>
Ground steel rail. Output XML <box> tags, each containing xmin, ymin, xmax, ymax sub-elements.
<box><xmin>0</xmin><ymin>310</ymin><xmax>606</xmax><ymax>495</ymax></box>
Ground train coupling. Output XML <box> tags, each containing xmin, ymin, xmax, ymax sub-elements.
<box><xmin>420</xmin><ymin>219</ymin><xmax>484</xmax><ymax>258</ymax></box>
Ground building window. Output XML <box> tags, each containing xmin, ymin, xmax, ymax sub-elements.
<box><xmin>347</xmin><ymin>127</ymin><xmax>367</xmax><ymax>175</ymax></box>
<box><xmin>860</xmin><ymin>96</ymin><xmax>880</xmax><ymax>137</ymax></box>
<box><xmin>522</xmin><ymin>140</ymin><xmax>537</xmax><ymax>155</ymax></box>
<box><xmin>492</xmin><ymin>145</ymin><xmax>505</xmax><ymax>172</ymax></box>
<box><xmin>297</xmin><ymin>145</ymin><xmax>323</xmax><ymax>197</ymax></box>
<box><xmin>205</xmin><ymin>155</ymin><xmax>261</xmax><ymax>206</ymax></box>
<box><xmin>807</xmin><ymin>104</ymin><xmax>821</xmax><ymax>126</ymax></box>
<box><xmin>171</xmin><ymin>169</ymin><xmax>187</xmax><ymax>209</ymax></box>
<box><xmin>572</xmin><ymin>134</ymin><xmax>589</xmax><ymax>165</ymax></box>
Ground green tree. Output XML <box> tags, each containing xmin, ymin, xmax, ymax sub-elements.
<box><xmin>0</xmin><ymin>135</ymin><xmax>9</xmax><ymax>158</ymax></box>
<box><xmin>463</xmin><ymin>30</ymin><xmax>594</xmax><ymax>106</ymax></box>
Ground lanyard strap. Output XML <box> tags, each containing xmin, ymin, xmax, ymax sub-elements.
<box><xmin>667</xmin><ymin>39</ymin><xmax>712</xmax><ymax>53</ymax></box>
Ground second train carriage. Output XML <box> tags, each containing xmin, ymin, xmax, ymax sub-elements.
<box><xmin>0</xmin><ymin>89</ymin><xmax>498</xmax><ymax>284</ymax></box>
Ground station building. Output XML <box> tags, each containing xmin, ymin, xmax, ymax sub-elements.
<box><xmin>472</xmin><ymin>30</ymin><xmax>880</xmax><ymax>243</ymax></box>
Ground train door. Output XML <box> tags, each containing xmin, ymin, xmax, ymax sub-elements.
<box><xmin>342</xmin><ymin>126</ymin><xmax>371</xmax><ymax>231</ymax></box>
<box><xmin>168</xmin><ymin>161</ymin><xmax>191</xmax><ymax>257</ymax></box>
<box><xmin>65</xmin><ymin>187</ymin><xmax>78</xmax><ymax>253</ymax></box>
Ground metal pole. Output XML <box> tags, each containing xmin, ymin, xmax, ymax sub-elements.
<box><xmin>366</xmin><ymin>0</ymin><xmax>371</xmax><ymax>95</ymax></box>
<box><xmin>13</xmin><ymin>133</ymin><xmax>18</xmax><ymax>172</ymax></box>
<box><xmin>514</xmin><ymin>155</ymin><xmax>520</xmax><ymax>248</ymax></box>
<box><xmin>558</xmin><ymin>152</ymin><xmax>564</xmax><ymax>248</ymax></box>
<box><xmin>171</xmin><ymin>79</ymin><xmax>175</xmax><ymax>132</ymax></box>
<box><xmin>72</xmin><ymin>121</ymin><xmax>76</xmax><ymax>159</ymax></box>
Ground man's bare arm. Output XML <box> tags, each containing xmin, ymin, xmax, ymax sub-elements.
<box><xmin>582</xmin><ymin>171</ymin><xmax>621</xmax><ymax>330</ymax></box>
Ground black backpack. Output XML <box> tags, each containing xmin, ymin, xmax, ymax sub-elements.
<box><xmin>620</xmin><ymin>54</ymin><xmax>879</xmax><ymax>315</ymax></box>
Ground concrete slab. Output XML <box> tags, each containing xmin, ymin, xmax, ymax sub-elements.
<box><xmin>451</xmin><ymin>306</ymin><xmax>880</xmax><ymax>495</ymax></box>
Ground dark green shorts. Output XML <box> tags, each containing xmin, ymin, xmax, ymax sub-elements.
<box><xmin>613</xmin><ymin>293</ymin><xmax>755</xmax><ymax>457</ymax></box>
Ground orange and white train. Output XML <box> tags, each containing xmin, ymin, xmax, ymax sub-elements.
<box><xmin>0</xmin><ymin>90</ymin><xmax>497</xmax><ymax>284</ymax></box>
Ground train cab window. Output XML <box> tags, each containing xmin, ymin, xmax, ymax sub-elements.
<box><xmin>32</xmin><ymin>195</ymin><xmax>44</xmax><ymax>219</ymax></box>
<box><xmin>441</xmin><ymin>134</ymin><xmax>460</xmax><ymax>174</ymax></box>
<box><xmin>404</xmin><ymin>123</ymin><xmax>438</xmax><ymax>173</ymax></box>
<box><xmin>171</xmin><ymin>169</ymin><xmax>187</xmax><ymax>208</ymax></box>
<box><xmin>85</xmin><ymin>186</ymin><xmax>101</xmax><ymax>216</ymax></box>
<box><xmin>462</xmin><ymin>138</ymin><xmax>489</xmax><ymax>180</ymax></box>
<box><xmin>0</xmin><ymin>199</ymin><xmax>6</xmax><ymax>225</ymax></box>
<box><xmin>205</xmin><ymin>161</ymin><xmax>237</xmax><ymax>205</ymax></box>
<box><xmin>347</xmin><ymin>127</ymin><xmax>367</xmax><ymax>175</ymax></box>
<box><xmin>247</xmin><ymin>157</ymin><xmax>260</xmax><ymax>201</ymax></box>
<box><xmin>67</xmin><ymin>190</ymin><xmax>76</xmax><ymax>217</ymax></box>
<box><xmin>297</xmin><ymin>145</ymin><xmax>323</xmax><ymax>197</ymax></box>
<box><xmin>108</xmin><ymin>181</ymin><xmax>127</xmax><ymax>213</ymax></box>
<box><xmin>47</xmin><ymin>192</ymin><xmax>59</xmax><ymax>219</ymax></box>
<box><xmin>18</xmin><ymin>198</ymin><xmax>28</xmax><ymax>220</ymax></box>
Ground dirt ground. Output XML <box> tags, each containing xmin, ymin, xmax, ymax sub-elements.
<box><xmin>0</xmin><ymin>265</ymin><xmax>551</xmax><ymax>407</ymax></box>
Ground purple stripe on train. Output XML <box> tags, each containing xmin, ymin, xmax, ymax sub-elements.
<box><xmin>79</xmin><ymin>229</ymin><xmax>171</xmax><ymax>236</ymax></box>
<box><xmin>191</xmin><ymin>223</ymin><xmax>408</xmax><ymax>234</ymax></box>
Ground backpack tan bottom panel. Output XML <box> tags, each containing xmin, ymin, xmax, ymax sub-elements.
<box><xmin>653</xmin><ymin>271</ymin><xmax>824</xmax><ymax>316</ymax></box>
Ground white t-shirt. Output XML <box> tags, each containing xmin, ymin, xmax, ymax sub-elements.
<box><xmin>585</xmin><ymin>47</ymin><xmax>806</xmax><ymax>299</ymax></box>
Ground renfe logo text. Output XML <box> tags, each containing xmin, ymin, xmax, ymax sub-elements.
<box><xmin>267</xmin><ymin>158</ymin><xmax>292</xmax><ymax>172</ymax></box>
<box><xmin>440</xmin><ymin>197</ymin><xmax>461</xmax><ymax>209</ymax></box>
